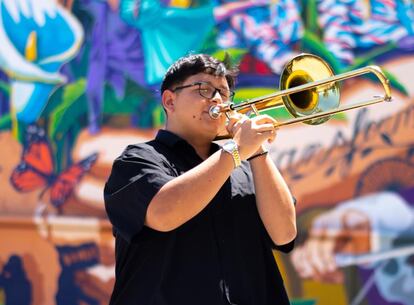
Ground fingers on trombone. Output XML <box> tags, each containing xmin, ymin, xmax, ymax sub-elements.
<box><xmin>226</xmin><ymin>112</ymin><xmax>248</xmax><ymax>134</ymax></box>
<box><xmin>226</xmin><ymin>110</ymin><xmax>245</xmax><ymax>121</ymax></box>
<box><xmin>261</xmin><ymin>128</ymin><xmax>276</xmax><ymax>144</ymax></box>
<box><xmin>267</xmin><ymin>129</ymin><xmax>277</xmax><ymax>144</ymax></box>
<box><xmin>253</xmin><ymin>115</ymin><xmax>278</xmax><ymax>143</ymax></box>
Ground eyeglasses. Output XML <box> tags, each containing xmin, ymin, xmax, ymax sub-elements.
<box><xmin>172</xmin><ymin>82</ymin><xmax>235</xmax><ymax>102</ymax></box>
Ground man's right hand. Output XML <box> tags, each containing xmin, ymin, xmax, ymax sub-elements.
<box><xmin>226</xmin><ymin>113</ymin><xmax>277</xmax><ymax>160</ymax></box>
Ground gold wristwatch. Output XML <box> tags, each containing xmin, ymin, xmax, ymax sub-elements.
<box><xmin>222</xmin><ymin>140</ymin><xmax>241</xmax><ymax>168</ymax></box>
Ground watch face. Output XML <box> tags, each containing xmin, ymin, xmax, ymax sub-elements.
<box><xmin>223</xmin><ymin>140</ymin><xmax>236</xmax><ymax>151</ymax></box>
<box><xmin>222</xmin><ymin>140</ymin><xmax>241</xmax><ymax>167</ymax></box>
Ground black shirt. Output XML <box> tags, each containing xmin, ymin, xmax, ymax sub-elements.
<box><xmin>104</xmin><ymin>130</ymin><xmax>294</xmax><ymax>305</ymax></box>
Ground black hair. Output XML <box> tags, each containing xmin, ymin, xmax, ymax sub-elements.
<box><xmin>160</xmin><ymin>53</ymin><xmax>238</xmax><ymax>94</ymax></box>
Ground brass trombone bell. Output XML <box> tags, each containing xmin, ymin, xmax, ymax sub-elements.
<box><xmin>209</xmin><ymin>53</ymin><xmax>392</xmax><ymax>129</ymax></box>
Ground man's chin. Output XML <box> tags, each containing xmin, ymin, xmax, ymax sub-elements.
<box><xmin>198</xmin><ymin>117</ymin><xmax>226</xmax><ymax>139</ymax></box>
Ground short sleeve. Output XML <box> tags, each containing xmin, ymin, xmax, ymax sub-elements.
<box><xmin>104</xmin><ymin>145</ymin><xmax>175</xmax><ymax>242</ymax></box>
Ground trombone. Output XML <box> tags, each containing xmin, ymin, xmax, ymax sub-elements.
<box><xmin>210</xmin><ymin>53</ymin><xmax>392</xmax><ymax>135</ymax></box>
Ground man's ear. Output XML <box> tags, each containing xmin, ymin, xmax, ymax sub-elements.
<box><xmin>162</xmin><ymin>90</ymin><xmax>175</xmax><ymax>114</ymax></box>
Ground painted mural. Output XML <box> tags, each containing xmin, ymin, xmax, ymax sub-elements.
<box><xmin>0</xmin><ymin>0</ymin><xmax>413</xmax><ymax>304</ymax></box>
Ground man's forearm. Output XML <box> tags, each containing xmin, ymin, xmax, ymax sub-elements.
<box><xmin>250</xmin><ymin>154</ymin><xmax>297</xmax><ymax>245</ymax></box>
<box><xmin>145</xmin><ymin>150</ymin><xmax>235</xmax><ymax>232</ymax></box>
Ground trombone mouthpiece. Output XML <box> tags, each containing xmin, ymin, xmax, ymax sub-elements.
<box><xmin>209</xmin><ymin>105</ymin><xmax>222</xmax><ymax>119</ymax></box>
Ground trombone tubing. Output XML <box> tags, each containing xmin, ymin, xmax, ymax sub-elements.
<box><xmin>230</xmin><ymin>65</ymin><xmax>392</xmax><ymax>113</ymax></box>
<box><xmin>276</xmin><ymin>95</ymin><xmax>388</xmax><ymax>127</ymax></box>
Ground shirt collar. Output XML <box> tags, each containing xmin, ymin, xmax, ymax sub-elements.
<box><xmin>155</xmin><ymin>129</ymin><xmax>187</xmax><ymax>148</ymax></box>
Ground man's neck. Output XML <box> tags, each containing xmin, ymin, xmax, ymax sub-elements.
<box><xmin>165</xmin><ymin>126</ymin><xmax>213</xmax><ymax>160</ymax></box>
<box><xmin>186</xmin><ymin>137</ymin><xmax>212</xmax><ymax>160</ymax></box>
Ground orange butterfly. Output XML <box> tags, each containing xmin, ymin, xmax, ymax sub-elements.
<box><xmin>10</xmin><ymin>124</ymin><xmax>98</xmax><ymax>211</ymax></box>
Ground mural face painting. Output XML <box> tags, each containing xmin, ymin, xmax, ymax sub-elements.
<box><xmin>0</xmin><ymin>1</ymin><xmax>414</xmax><ymax>305</ymax></box>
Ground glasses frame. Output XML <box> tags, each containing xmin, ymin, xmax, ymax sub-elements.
<box><xmin>172</xmin><ymin>81</ymin><xmax>235</xmax><ymax>102</ymax></box>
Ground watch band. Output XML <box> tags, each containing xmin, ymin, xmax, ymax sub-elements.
<box><xmin>230</xmin><ymin>147</ymin><xmax>241</xmax><ymax>168</ymax></box>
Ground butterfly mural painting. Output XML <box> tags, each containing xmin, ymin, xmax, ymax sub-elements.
<box><xmin>9</xmin><ymin>124</ymin><xmax>98</xmax><ymax>214</ymax></box>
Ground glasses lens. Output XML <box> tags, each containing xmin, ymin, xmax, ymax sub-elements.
<box><xmin>198</xmin><ymin>83</ymin><xmax>234</xmax><ymax>101</ymax></box>
<box><xmin>198</xmin><ymin>83</ymin><xmax>215</xmax><ymax>99</ymax></box>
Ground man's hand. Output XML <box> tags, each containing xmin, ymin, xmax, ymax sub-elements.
<box><xmin>226</xmin><ymin>113</ymin><xmax>277</xmax><ymax>160</ymax></box>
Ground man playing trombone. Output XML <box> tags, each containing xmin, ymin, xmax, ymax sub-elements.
<box><xmin>104</xmin><ymin>53</ymin><xmax>296</xmax><ymax>305</ymax></box>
